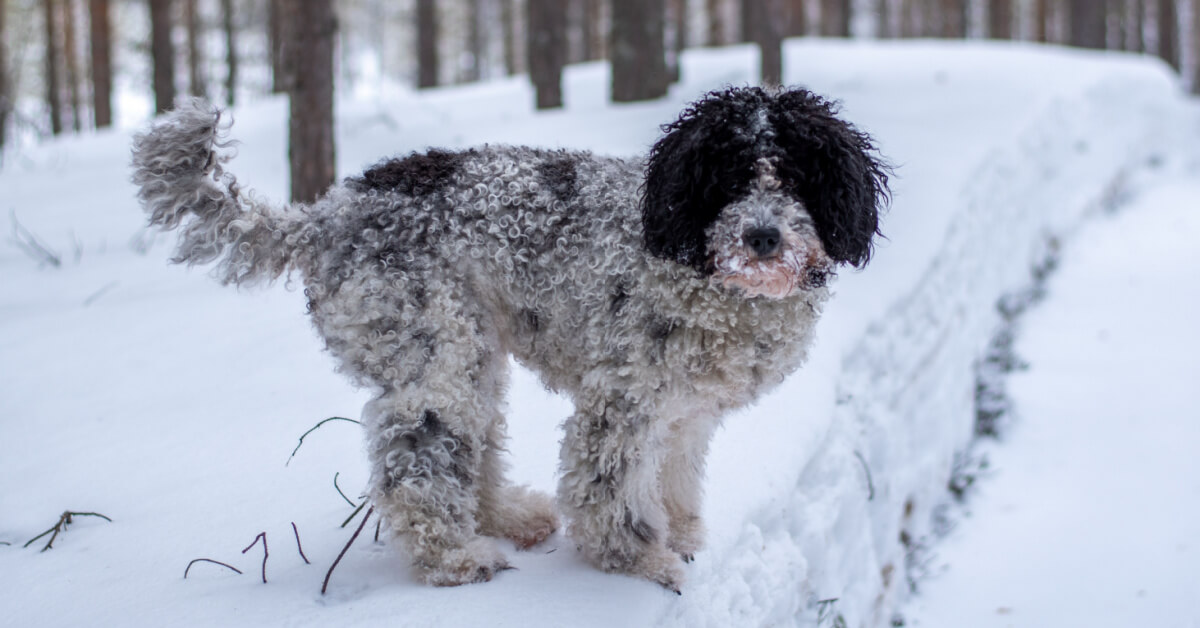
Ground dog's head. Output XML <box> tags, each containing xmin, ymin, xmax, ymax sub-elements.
<box><xmin>641</xmin><ymin>87</ymin><xmax>890</xmax><ymax>299</ymax></box>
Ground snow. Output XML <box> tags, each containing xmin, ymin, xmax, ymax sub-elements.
<box><xmin>903</xmin><ymin>175</ymin><xmax>1200</xmax><ymax>628</ymax></box>
<box><xmin>2</xmin><ymin>39</ymin><xmax>1198</xmax><ymax>627</ymax></box>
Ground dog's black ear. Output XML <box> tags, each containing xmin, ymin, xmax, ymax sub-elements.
<box><xmin>769</xmin><ymin>90</ymin><xmax>890</xmax><ymax>268</ymax></box>
<box><xmin>641</xmin><ymin>88</ymin><xmax>770</xmax><ymax>273</ymax></box>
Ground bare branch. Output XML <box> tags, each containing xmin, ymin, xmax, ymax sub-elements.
<box><xmin>184</xmin><ymin>558</ymin><xmax>244</xmax><ymax>578</ymax></box>
<box><xmin>83</xmin><ymin>281</ymin><xmax>119</xmax><ymax>307</ymax></box>
<box><xmin>241</xmin><ymin>532</ymin><xmax>268</xmax><ymax>583</ymax></box>
<box><xmin>10</xmin><ymin>211</ymin><xmax>62</xmax><ymax>268</ymax></box>
<box><xmin>322</xmin><ymin>505</ymin><xmax>374</xmax><ymax>595</ymax></box>
<box><xmin>853</xmin><ymin>450</ymin><xmax>875</xmax><ymax>501</ymax></box>
<box><xmin>286</xmin><ymin>416</ymin><xmax>361</xmax><ymax>466</ymax></box>
<box><xmin>333</xmin><ymin>471</ymin><xmax>357</xmax><ymax>508</ymax></box>
<box><xmin>23</xmin><ymin>511</ymin><xmax>112</xmax><ymax>551</ymax></box>
<box><xmin>340</xmin><ymin>501</ymin><xmax>366</xmax><ymax>529</ymax></box>
<box><xmin>291</xmin><ymin>522</ymin><xmax>311</xmax><ymax>565</ymax></box>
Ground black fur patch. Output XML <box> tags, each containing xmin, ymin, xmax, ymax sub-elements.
<box><xmin>537</xmin><ymin>153</ymin><xmax>579</xmax><ymax>203</ymax></box>
<box><xmin>641</xmin><ymin>87</ymin><xmax>891</xmax><ymax>272</ymax></box>
<box><xmin>351</xmin><ymin>148</ymin><xmax>474</xmax><ymax>196</ymax></box>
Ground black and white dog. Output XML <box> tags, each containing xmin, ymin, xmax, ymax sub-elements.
<box><xmin>131</xmin><ymin>86</ymin><xmax>889</xmax><ymax>590</ymax></box>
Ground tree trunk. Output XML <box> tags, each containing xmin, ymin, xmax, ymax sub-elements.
<box><xmin>707</xmin><ymin>0</ymin><xmax>725</xmax><ymax>45</ymax></box>
<box><xmin>0</xmin><ymin>0</ymin><xmax>8</xmax><ymax>150</ymax></box>
<box><xmin>502</xmin><ymin>0</ymin><xmax>517</xmax><ymax>74</ymax></box>
<box><xmin>1193</xmin><ymin>0</ymin><xmax>1200</xmax><ymax>93</ymax></box>
<box><xmin>88</xmin><ymin>0</ymin><xmax>113</xmax><ymax>128</ymax></box>
<box><xmin>221</xmin><ymin>0</ymin><xmax>236</xmax><ymax>105</ymax></box>
<box><xmin>269</xmin><ymin>0</ymin><xmax>286</xmax><ymax>92</ymax></box>
<box><xmin>939</xmin><ymin>0</ymin><xmax>966</xmax><ymax>37</ymax></box>
<box><xmin>45</xmin><ymin>0</ymin><xmax>64</xmax><ymax>134</ymax></box>
<box><xmin>789</xmin><ymin>0</ymin><xmax>808</xmax><ymax>36</ymax></box>
<box><xmin>282</xmin><ymin>0</ymin><xmax>336</xmax><ymax>204</ymax></box>
<box><xmin>819</xmin><ymin>0</ymin><xmax>851</xmax><ymax>36</ymax></box>
<box><xmin>149</xmin><ymin>0</ymin><xmax>176</xmax><ymax>115</ymax></box>
<box><xmin>611</xmin><ymin>0</ymin><xmax>668</xmax><ymax>102</ymax></box>
<box><xmin>1156</xmin><ymin>0</ymin><xmax>1179</xmax><ymax>70</ymax></box>
<box><xmin>186</xmin><ymin>0</ymin><xmax>206</xmax><ymax>98</ymax></box>
<box><xmin>749</xmin><ymin>0</ymin><xmax>784</xmax><ymax>85</ymax></box>
<box><xmin>1032</xmin><ymin>0</ymin><xmax>1048</xmax><ymax>42</ymax></box>
<box><xmin>63</xmin><ymin>0</ymin><xmax>83</xmax><ymax>131</ymax></box>
<box><xmin>900</xmin><ymin>0</ymin><xmax>920</xmax><ymax>37</ymax></box>
<box><xmin>1068</xmin><ymin>0</ymin><xmax>1106</xmax><ymax>48</ymax></box>
<box><xmin>416</xmin><ymin>0</ymin><xmax>438</xmax><ymax>88</ymax></box>
<box><xmin>466</xmin><ymin>0</ymin><xmax>483</xmax><ymax>82</ymax></box>
<box><xmin>666</xmin><ymin>0</ymin><xmax>686</xmax><ymax>82</ymax></box>
<box><xmin>988</xmin><ymin>0</ymin><xmax>1012</xmax><ymax>38</ymax></box>
<box><xmin>528</xmin><ymin>0</ymin><xmax>566</xmax><ymax>108</ymax></box>
<box><xmin>1130</xmin><ymin>0</ymin><xmax>1145</xmax><ymax>51</ymax></box>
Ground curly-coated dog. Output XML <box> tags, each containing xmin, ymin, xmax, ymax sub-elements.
<box><xmin>131</xmin><ymin>86</ymin><xmax>889</xmax><ymax>591</ymax></box>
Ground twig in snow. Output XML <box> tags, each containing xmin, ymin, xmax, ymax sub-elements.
<box><xmin>23</xmin><ymin>511</ymin><xmax>112</xmax><ymax>551</ymax></box>
<box><xmin>333</xmin><ymin>471</ymin><xmax>358</xmax><ymax>508</ymax></box>
<box><xmin>83</xmin><ymin>281</ymin><xmax>119</xmax><ymax>307</ymax></box>
<box><xmin>291</xmin><ymin>522</ymin><xmax>311</xmax><ymax>565</ymax></box>
<box><xmin>816</xmin><ymin>598</ymin><xmax>840</xmax><ymax>625</ymax></box>
<box><xmin>322</xmin><ymin>505</ymin><xmax>374</xmax><ymax>595</ymax></box>
<box><xmin>285</xmin><ymin>416</ymin><xmax>361</xmax><ymax>466</ymax></box>
<box><xmin>10</xmin><ymin>211</ymin><xmax>62</xmax><ymax>268</ymax></box>
<box><xmin>241</xmin><ymin>532</ymin><xmax>268</xmax><ymax>583</ymax></box>
<box><xmin>0</xmin><ymin>541</ymin><xmax>11</xmax><ymax>546</ymax></box>
<box><xmin>374</xmin><ymin>520</ymin><xmax>381</xmax><ymax>543</ymax></box>
<box><xmin>340</xmin><ymin>501</ymin><xmax>367</xmax><ymax>529</ymax></box>
<box><xmin>184</xmin><ymin>558</ymin><xmax>244</xmax><ymax>578</ymax></box>
<box><xmin>853</xmin><ymin>450</ymin><xmax>875</xmax><ymax>501</ymax></box>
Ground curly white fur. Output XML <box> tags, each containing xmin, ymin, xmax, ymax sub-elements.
<box><xmin>131</xmin><ymin>98</ymin><xmax>847</xmax><ymax>591</ymax></box>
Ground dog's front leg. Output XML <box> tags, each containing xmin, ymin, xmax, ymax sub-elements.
<box><xmin>557</xmin><ymin>392</ymin><xmax>685</xmax><ymax>592</ymax></box>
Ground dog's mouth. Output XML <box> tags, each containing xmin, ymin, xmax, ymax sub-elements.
<box><xmin>710</xmin><ymin>232</ymin><xmax>833</xmax><ymax>299</ymax></box>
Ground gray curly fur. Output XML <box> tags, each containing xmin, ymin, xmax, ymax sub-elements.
<box><xmin>131</xmin><ymin>93</ymin><xmax>882</xmax><ymax>591</ymax></box>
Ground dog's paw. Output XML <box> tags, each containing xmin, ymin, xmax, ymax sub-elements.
<box><xmin>632</xmin><ymin>544</ymin><xmax>688</xmax><ymax>595</ymax></box>
<box><xmin>667</xmin><ymin>514</ymin><xmax>705</xmax><ymax>562</ymax></box>
<box><xmin>479</xmin><ymin>485</ymin><xmax>559</xmax><ymax>550</ymax></box>
<box><xmin>418</xmin><ymin>538</ymin><xmax>513</xmax><ymax>587</ymax></box>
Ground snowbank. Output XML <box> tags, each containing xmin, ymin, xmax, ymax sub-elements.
<box><xmin>0</xmin><ymin>41</ymin><xmax>1192</xmax><ymax>627</ymax></box>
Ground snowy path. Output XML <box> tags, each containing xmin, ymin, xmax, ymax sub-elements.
<box><xmin>904</xmin><ymin>176</ymin><xmax>1200</xmax><ymax>627</ymax></box>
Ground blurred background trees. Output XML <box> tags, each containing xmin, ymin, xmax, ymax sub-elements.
<box><xmin>0</xmin><ymin>1</ymin><xmax>1198</xmax><ymax>169</ymax></box>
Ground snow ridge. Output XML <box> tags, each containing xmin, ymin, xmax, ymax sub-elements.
<box><xmin>662</xmin><ymin>60</ymin><xmax>1184</xmax><ymax>628</ymax></box>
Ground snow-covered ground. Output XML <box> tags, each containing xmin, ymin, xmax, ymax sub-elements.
<box><xmin>904</xmin><ymin>173</ymin><xmax>1200</xmax><ymax>628</ymax></box>
<box><xmin>1</xmin><ymin>40</ymin><xmax>1197</xmax><ymax>627</ymax></box>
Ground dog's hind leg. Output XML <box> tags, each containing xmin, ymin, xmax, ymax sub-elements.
<box><xmin>359</xmin><ymin>303</ymin><xmax>514</xmax><ymax>586</ymax></box>
<box><xmin>557</xmin><ymin>390</ymin><xmax>685</xmax><ymax>591</ymax></box>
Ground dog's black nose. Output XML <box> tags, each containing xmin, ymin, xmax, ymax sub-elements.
<box><xmin>743</xmin><ymin>226</ymin><xmax>782</xmax><ymax>258</ymax></box>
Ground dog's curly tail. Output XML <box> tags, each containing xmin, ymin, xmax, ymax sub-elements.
<box><xmin>131</xmin><ymin>99</ymin><xmax>314</xmax><ymax>286</ymax></box>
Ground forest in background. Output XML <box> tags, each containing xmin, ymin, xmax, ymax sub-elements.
<box><xmin>1</xmin><ymin>0</ymin><xmax>1198</xmax><ymax>200</ymax></box>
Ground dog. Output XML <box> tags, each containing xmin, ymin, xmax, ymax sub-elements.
<box><xmin>131</xmin><ymin>86</ymin><xmax>889</xmax><ymax>591</ymax></box>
